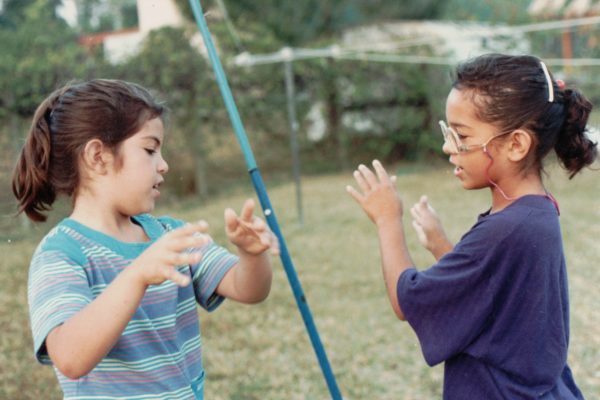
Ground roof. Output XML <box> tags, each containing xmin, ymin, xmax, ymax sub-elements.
<box><xmin>528</xmin><ymin>0</ymin><xmax>600</xmax><ymax>17</ymax></box>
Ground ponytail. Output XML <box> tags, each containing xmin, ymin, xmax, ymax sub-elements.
<box><xmin>12</xmin><ymin>91</ymin><xmax>62</xmax><ymax>222</ymax></box>
<box><xmin>554</xmin><ymin>89</ymin><xmax>597</xmax><ymax>179</ymax></box>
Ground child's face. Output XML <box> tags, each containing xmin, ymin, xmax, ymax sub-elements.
<box><xmin>443</xmin><ymin>88</ymin><xmax>509</xmax><ymax>191</ymax></box>
<box><xmin>108</xmin><ymin>117</ymin><xmax>169</xmax><ymax>216</ymax></box>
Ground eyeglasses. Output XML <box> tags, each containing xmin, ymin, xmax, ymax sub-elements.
<box><xmin>439</xmin><ymin>120</ymin><xmax>512</xmax><ymax>154</ymax></box>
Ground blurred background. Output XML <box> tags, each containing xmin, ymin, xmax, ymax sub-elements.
<box><xmin>0</xmin><ymin>1</ymin><xmax>598</xmax><ymax>399</ymax></box>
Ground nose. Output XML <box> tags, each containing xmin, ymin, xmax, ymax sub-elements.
<box><xmin>442</xmin><ymin>140</ymin><xmax>454</xmax><ymax>155</ymax></box>
<box><xmin>158</xmin><ymin>154</ymin><xmax>169</xmax><ymax>174</ymax></box>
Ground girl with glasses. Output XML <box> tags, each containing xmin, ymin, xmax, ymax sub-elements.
<box><xmin>347</xmin><ymin>53</ymin><xmax>596</xmax><ymax>399</ymax></box>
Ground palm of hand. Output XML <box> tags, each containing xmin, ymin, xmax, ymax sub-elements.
<box><xmin>225</xmin><ymin>199</ymin><xmax>278</xmax><ymax>256</ymax></box>
<box><xmin>347</xmin><ymin>161</ymin><xmax>403</xmax><ymax>225</ymax></box>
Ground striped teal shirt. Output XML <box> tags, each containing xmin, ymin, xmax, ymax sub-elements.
<box><xmin>28</xmin><ymin>214</ymin><xmax>238</xmax><ymax>399</ymax></box>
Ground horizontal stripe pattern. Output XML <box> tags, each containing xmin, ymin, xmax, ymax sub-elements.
<box><xmin>28</xmin><ymin>214</ymin><xmax>238</xmax><ymax>399</ymax></box>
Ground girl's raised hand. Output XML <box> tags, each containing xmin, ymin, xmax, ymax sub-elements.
<box><xmin>132</xmin><ymin>222</ymin><xmax>211</xmax><ymax>287</ymax></box>
<box><xmin>410</xmin><ymin>195</ymin><xmax>453</xmax><ymax>259</ymax></box>
<box><xmin>346</xmin><ymin>160</ymin><xmax>403</xmax><ymax>226</ymax></box>
<box><xmin>225</xmin><ymin>199</ymin><xmax>279</xmax><ymax>256</ymax></box>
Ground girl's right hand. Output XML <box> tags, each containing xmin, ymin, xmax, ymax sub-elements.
<box><xmin>131</xmin><ymin>222</ymin><xmax>211</xmax><ymax>287</ymax></box>
<box><xmin>410</xmin><ymin>195</ymin><xmax>452</xmax><ymax>258</ymax></box>
<box><xmin>346</xmin><ymin>160</ymin><xmax>403</xmax><ymax>226</ymax></box>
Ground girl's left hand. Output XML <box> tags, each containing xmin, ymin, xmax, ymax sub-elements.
<box><xmin>347</xmin><ymin>160</ymin><xmax>403</xmax><ymax>226</ymax></box>
<box><xmin>225</xmin><ymin>199</ymin><xmax>280</xmax><ymax>256</ymax></box>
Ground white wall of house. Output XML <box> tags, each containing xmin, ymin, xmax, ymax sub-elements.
<box><xmin>102</xmin><ymin>0</ymin><xmax>186</xmax><ymax>64</ymax></box>
<box><xmin>137</xmin><ymin>0</ymin><xmax>185</xmax><ymax>33</ymax></box>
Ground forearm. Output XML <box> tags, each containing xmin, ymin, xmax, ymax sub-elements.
<box><xmin>430</xmin><ymin>239</ymin><xmax>454</xmax><ymax>261</ymax></box>
<box><xmin>46</xmin><ymin>265</ymin><xmax>147</xmax><ymax>379</ymax></box>
<box><xmin>376</xmin><ymin>217</ymin><xmax>414</xmax><ymax>320</ymax></box>
<box><xmin>229</xmin><ymin>251</ymin><xmax>273</xmax><ymax>304</ymax></box>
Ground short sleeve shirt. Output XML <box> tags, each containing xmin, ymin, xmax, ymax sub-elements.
<box><xmin>28</xmin><ymin>214</ymin><xmax>238</xmax><ymax>399</ymax></box>
<box><xmin>397</xmin><ymin>195</ymin><xmax>584</xmax><ymax>399</ymax></box>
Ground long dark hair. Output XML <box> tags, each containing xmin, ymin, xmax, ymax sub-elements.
<box><xmin>12</xmin><ymin>79</ymin><xmax>166</xmax><ymax>222</ymax></box>
<box><xmin>453</xmin><ymin>53</ymin><xmax>597</xmax><ymax>178</ymax></box>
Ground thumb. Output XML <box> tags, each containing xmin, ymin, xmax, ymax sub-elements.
<box><xmin>412</xmin><ymin>220</ymin><xmax>427</xmax><ymax>245</ymax></box>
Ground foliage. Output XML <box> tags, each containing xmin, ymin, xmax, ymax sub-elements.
<box><xmin>442</xmin><ymin>0</ymin><xmax>533</xmax><ymax>24</ymax></box>
<box><xmin>177</xmin><ymin>0</ymin><xmax>446</xmax><ymax>50</ymax></box>
<box><xmin>0</xmin><ymin>0</ymin><xmax>91</xmax><ymax>119</ymax></box>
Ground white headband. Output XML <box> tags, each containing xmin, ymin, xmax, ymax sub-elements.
<box><xmin>540</xmin><ymin>61</ymin><xmax>554</xmax><ymax>103</ymax></box>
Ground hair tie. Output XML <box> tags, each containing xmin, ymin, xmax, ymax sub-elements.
<box><xmin>540</xmin><ymin>61</ymin><xmax>554</xmax><ymax>102</ymax></box>
<box><xmin>556</xmin><ymin>79</ymin><xmax>566</xmax><ymax>90</ymax></box>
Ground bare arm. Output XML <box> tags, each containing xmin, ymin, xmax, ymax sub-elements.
<box><xmin>46</xmin><ymin>223</ymin><xmax>208</xmax><ymax>379</ymax></box>
<box><xmin>216</xmin><ymin>199</ymin><xmax>277</xmax><ymax>303</ymax></box>
<box><xmin>347</xmin><ymin>160</ymin><xmax>414</xmax><ymax>320</ymax></box>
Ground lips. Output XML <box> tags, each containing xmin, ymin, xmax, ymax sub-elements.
<box><xmin>152</xmin><ymin>180</ymin><xmax>163</xmax><ymax>196</ymax></box>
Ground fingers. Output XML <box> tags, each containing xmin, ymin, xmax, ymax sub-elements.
<box><xmin>224</xmin><ymin>208</ymin><xmax>238</xmax><ymax>233</ymax></box>
<box><xmin>269</xmin><ymin>232</ymin><xmax>280</xmax><ymax>255</ymax></box>
<box><xmin>410</xmin><ymin>204</ymin><xmax>420</xmax><ymax>221</ymax></box>
<box><xmin>239</xmin><ymin>198</ymin><xmax>255</xmax><ymax>222</ymax></box>
<box><xmin>358</xmin><ymin>164</ymin><xmax>378</xmax><ymax>187</ymax></box>
<box><xmin>195</xmin><ymin>220</ymin><xmax>210</xmax><ymax>233</ymax></box>
<box><xmin>166</xmin><ymin>227</ymin><xmax>210</xmax><ymax>253</ymax></box>
<box><xmin>346</xmin><ymin>185</ymin><xmax>365</xmax><ymax>204</ymax></box>
<box><xmin>163</xmin><ymin>267</ymin><xmax>191</xmax><ymax>287</ymax></box>
<box><xmin>170</xmin><ymin>250</ymin><xmax>201</xmax><ymax>266</ymax></box>
<box><xmin>372</xmin><ymin>159</ymin><xmax>391</xmax><ymax>183</ymax></box>
<box><xmin>170</xmin><ymin>222</ymin><xmax>208</xmax><ymax>240</ymax></box>
<box><xmin>353</xmin><ymin>169</ymin><xmax>370</xmax><ymax>193</ymax></box>
<box><xmin>352</xmin><ymin>160</ymin><xmax>393</xmax><ymax>194</ymax></box>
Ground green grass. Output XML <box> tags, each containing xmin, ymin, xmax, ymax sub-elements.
<box><xmin>0</xmin><ymin>162</ymin><xmax>598</xmax><ymax>399</ymax></box>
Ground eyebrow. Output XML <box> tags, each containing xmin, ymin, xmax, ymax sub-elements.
<box><xmin>142</xmin><ymin>136</ymin><xmax>162</xmax><ymax>146</ymax></box>
<box><xmin>449</xmin><ymin>122</ymin><xmax>471</xmax><ymax>131</ymax></box>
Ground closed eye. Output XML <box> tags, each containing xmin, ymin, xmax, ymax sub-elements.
<box><xmin>145</xmin><ymin>148</ymin><xmax>156</xmax><ymax>155</ymax></box>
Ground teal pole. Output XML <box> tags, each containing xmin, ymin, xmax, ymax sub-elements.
<box><xmin>188</xmin><ymin>1</ymin><xmax>342</xmax><ymax>398</ymax></box>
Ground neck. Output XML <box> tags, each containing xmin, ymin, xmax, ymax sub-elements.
<box><xmin>489</xmin><ymin>171</ymin><xmax>546</xmax><ymax>213</ymax></box>
<box><xmin>70</xmin><ymin>190</ymin><xmax>148</xmax><ymax>243</ymax></box>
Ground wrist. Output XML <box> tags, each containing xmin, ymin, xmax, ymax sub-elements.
<box><xmin>236</xmin><ymin>245</ymin><xmax>268</xmax><ymax>259</ymax></box>
<box><xmin>124</xmin><ymin>261</ymin><xmax>150</xmax><ymax>290</ymax></box>
<box><xmin>375</xmin><ymin>213</ymin><xmax>403</xmax><ymax>229</ymax></box>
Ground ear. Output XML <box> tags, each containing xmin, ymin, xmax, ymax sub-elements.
<box><xmin>81</xmin><ymin>139</ymin><xmax>113</xmax><ymax>175</ymax></box>
<box><xmin>506</xmin><ymin>130</ymin><xmax>533</xmax><ymax>162</ymax></box>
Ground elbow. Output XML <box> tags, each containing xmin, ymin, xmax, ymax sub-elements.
<box><xmin>53</xmin><ymin>357</ymin><xmax>93</xmax><ymax>380</ymax></box>
<box><xmin>48</xmin><ymin>342</ymin><xmax>93</xmax><ymax>379</ymax></box>
<box><xmin>393</xmin><ymin>305</ymin><xmax>406</xmax><ymax>321</ymax></box>
<box><xmin>243</xmin><ymin>281</ymin><xmax>272</xmax><ymax>304</ymax></box>
<box><xmin>245</xmin><ymin>294</ymin><xmax>269</xmax><ymax>304</ymax></box>
<box><xmin>390</xmin><ymin>296</ymin><xmax>406</xmax><ymax>320</ymax></box>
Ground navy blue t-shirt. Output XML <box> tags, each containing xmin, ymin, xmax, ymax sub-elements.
<box><xmin>397</xmin><ymin>195</ymin><xmax>584</xmax><ymax>399</ymax></box>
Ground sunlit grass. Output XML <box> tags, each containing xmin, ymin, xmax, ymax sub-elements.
<box><xmin>0</xmin><ymin>161</ymin><xmax>597</xmax><ymax>399</ymax></box>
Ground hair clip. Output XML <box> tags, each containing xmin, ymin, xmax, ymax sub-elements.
<box><xmin>540</xmin><ymin>61</ymin><xmax>554</xmax><ymax>102</ymax></box>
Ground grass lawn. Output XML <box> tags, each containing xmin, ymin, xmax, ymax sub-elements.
<box><xmin>0</xmin><ymin>161</ymin><xmax>598</xmax><ymax>399</ymax></box>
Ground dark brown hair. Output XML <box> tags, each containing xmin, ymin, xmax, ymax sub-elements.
<box><xmin>453</xmin><ymin>53</ymin><xmax>597</xmax><ymax>178</ymax></box>
<box><xmin>12</xmin><ymin>79</ymin><xmax>165</xmax><ymax>222</ymax></box>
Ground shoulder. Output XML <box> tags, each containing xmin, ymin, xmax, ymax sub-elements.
<box><xmin>34</xmin><ymin>221</ymin><xmax>87</xmax><ymax>264</ymax></box>
<box><xmin>464</xmin><ymin>195</ymin><xmax>559</xmax><ymax>248</ymax></box>
<box><xmin>132</xmin><ymin>214</ymin><xmax>186</xmax><ymax>239</ymax></box>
